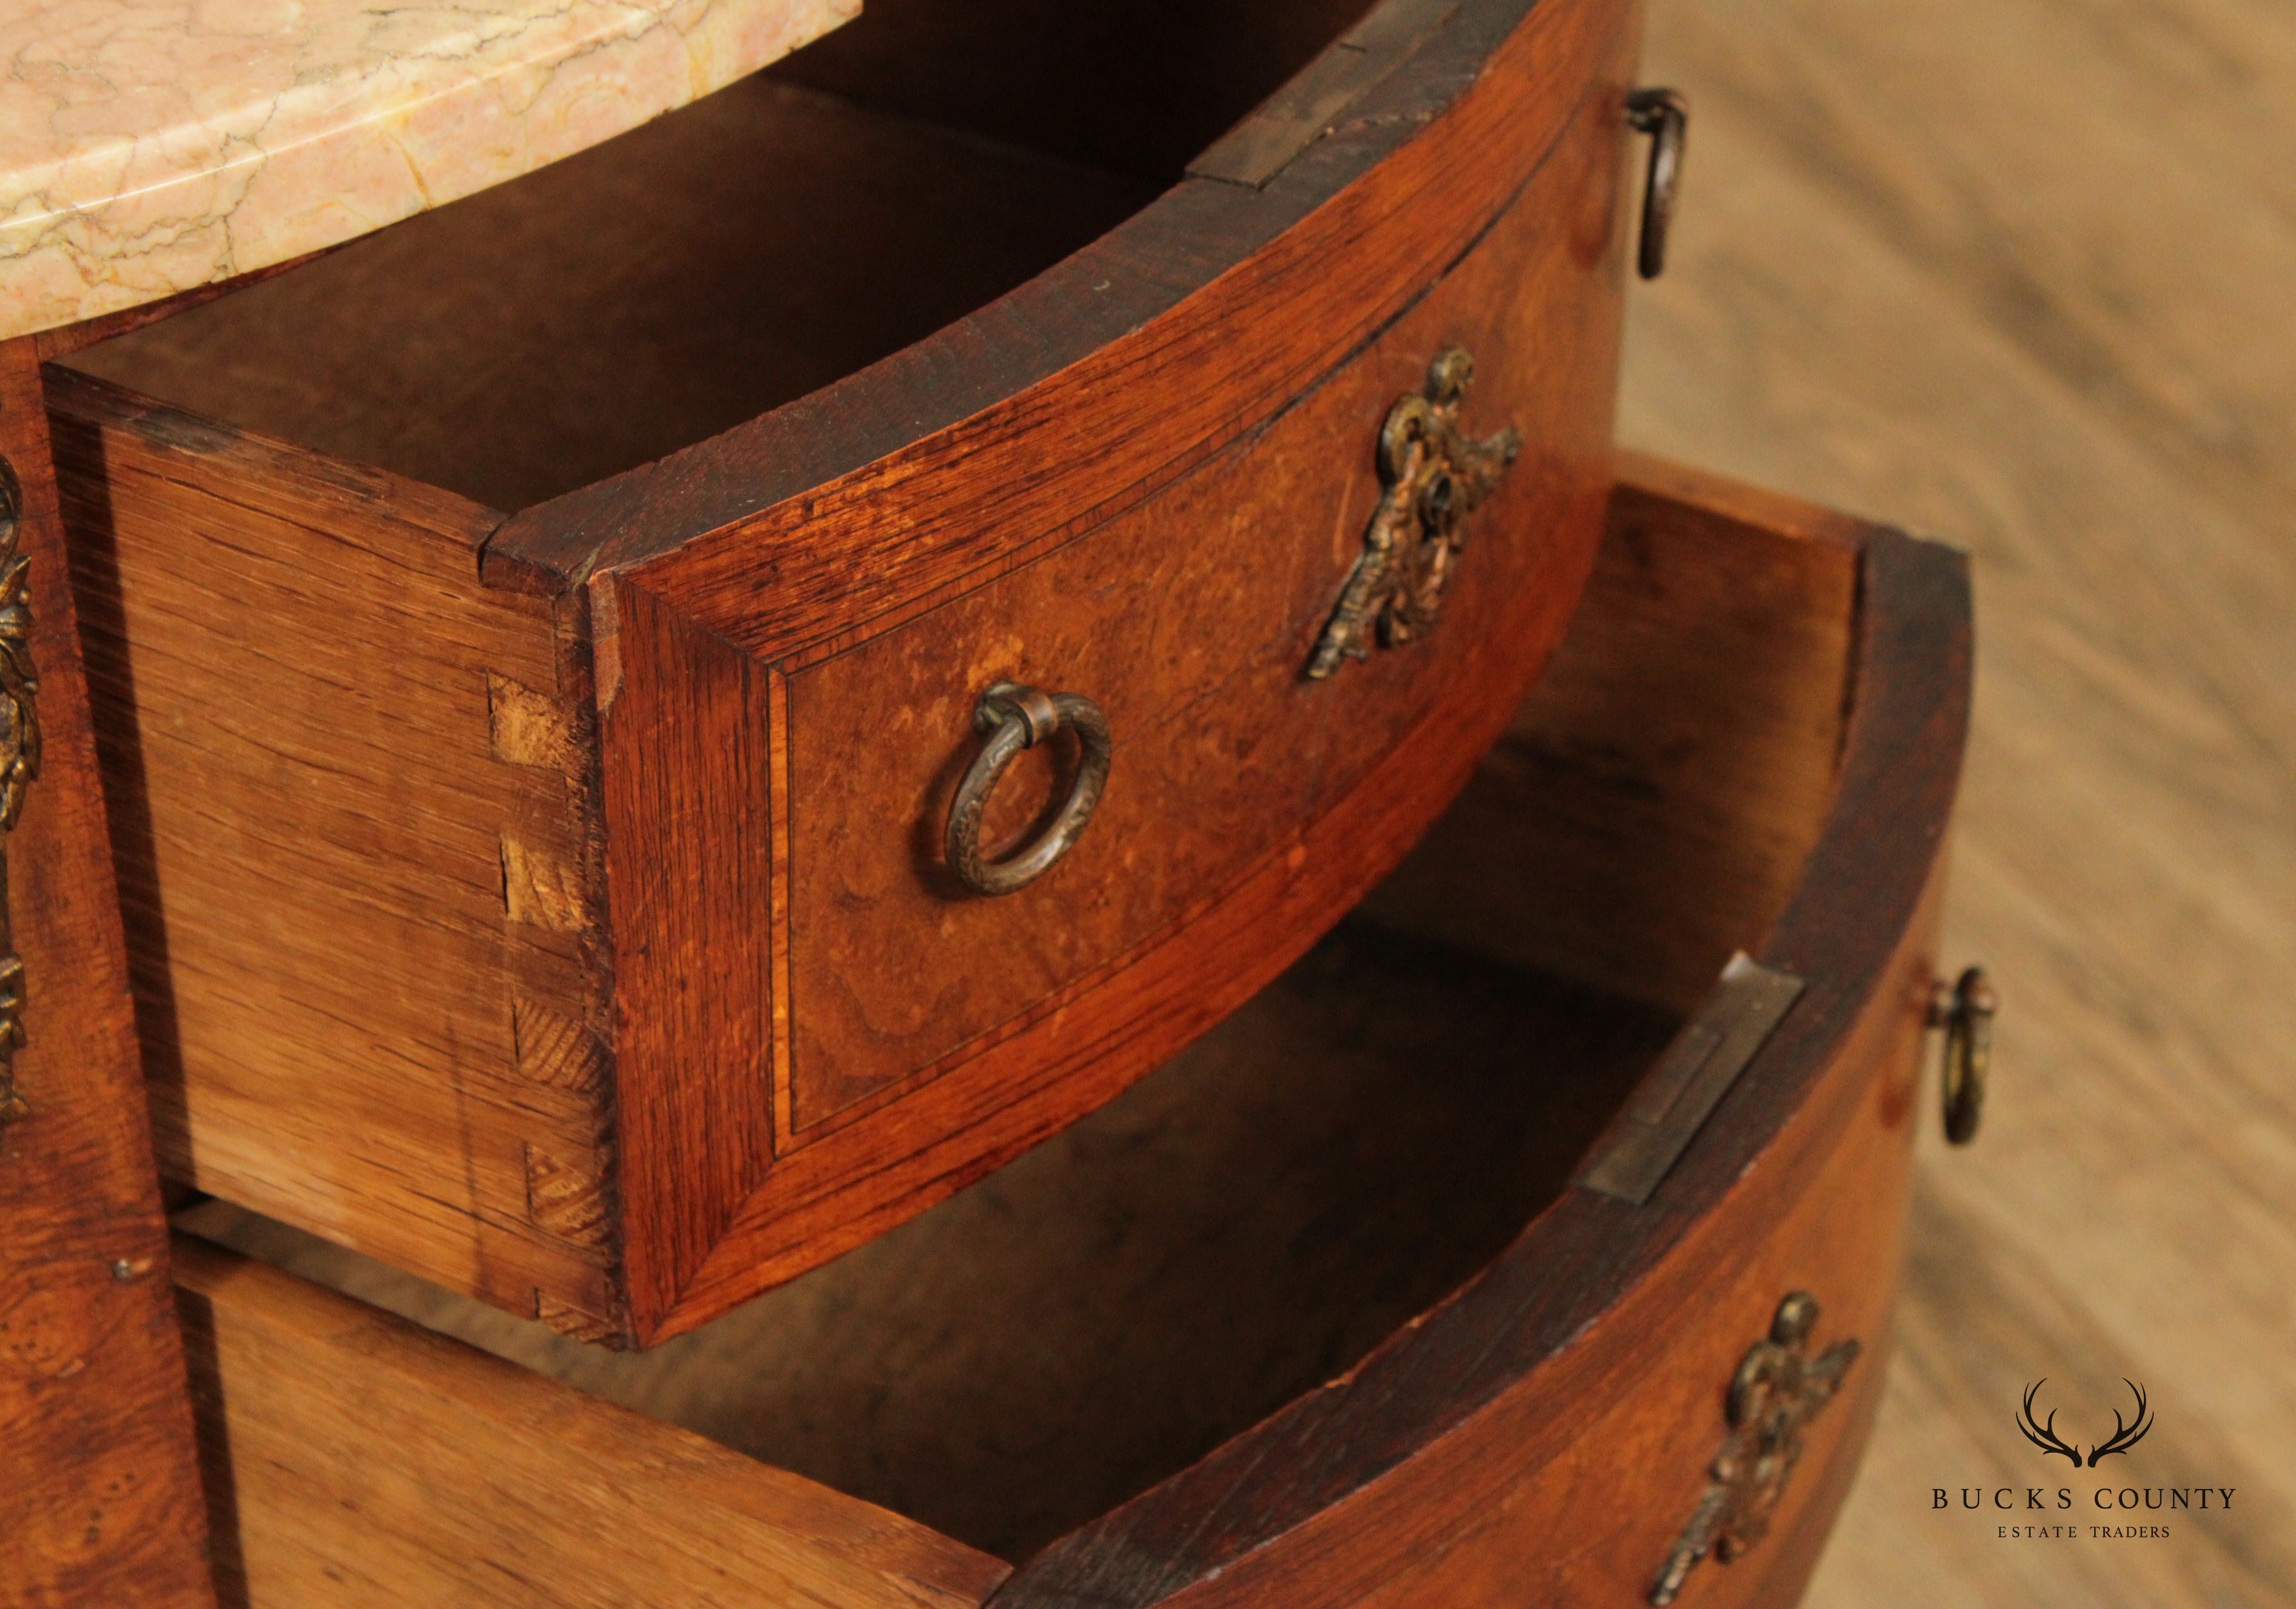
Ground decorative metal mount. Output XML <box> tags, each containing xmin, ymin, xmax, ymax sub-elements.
<box><xmin>1649</xmin><ymin>1292</ymin><xmax>1861</xmax><ymax>1607</ymax></box>
<box><xmin>1304</xmin><ymin>347</ymin><xmax>1522</xmax><ymax>680</ymax></box>
<box><xmin>0</xmin><ymin>457</ymin><xmax>38</xmax><ymax>1134</ymax></box>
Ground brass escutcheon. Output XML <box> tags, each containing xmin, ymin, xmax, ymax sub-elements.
<box><xmin>1650</xmin><ymin>1292</ymin><xmax>1862</xmax><ymax>1606</ymax></box>
<box><xmin>945</xmin><ymin>682</ymin><xmax>1112</xmax><ymax>897</ymax></box>
<box><xmin>1305</xmin><ymin>347</ymin><xmax>1522</xmax><ymax>680</ymax></box>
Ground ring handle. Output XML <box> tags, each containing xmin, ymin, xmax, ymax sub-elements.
<box><xmin>1929</xmin><ymin>965</ymin><xmax>1996</xmax><ymax>1145</ymax></box>
<box><xmin>1628</xmin><ymin>88</ymin><xmax>1689</xmax><ymax>280</ymax></box>
<box><xmin>946</xmin><ymin>682</ymin><xmax>1112</xmax><ymax>897</ymax></box>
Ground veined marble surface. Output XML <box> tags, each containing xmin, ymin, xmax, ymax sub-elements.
<box><xmin>0</xmin><ymin>0</ymin><xmax>856</xmax><ymax>341</ymax></box>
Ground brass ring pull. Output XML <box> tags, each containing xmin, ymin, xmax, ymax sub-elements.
<box><xmin>1628</xmin><ymin>87</ymin><xmax>1689</xmax><ymax>280</ymax></box>
<box><xmin>946</xmin><ymin>682</ymin><xmax>1111</xmax><ymax>897</ymax></box>
<box><xmin>1929</xmin><ymin>965</ymin><xmax>1996</xmax><ymax>1145</ymax></box>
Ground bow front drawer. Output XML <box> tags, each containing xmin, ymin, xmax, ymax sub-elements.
<box><xmin>55</xmin><ymin>0</ymin><xmax>1648</xmax><ymax>1343</ymax></box>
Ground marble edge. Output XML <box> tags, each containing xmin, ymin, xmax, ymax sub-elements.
<box><xmin>0</xmin><ymin>0</ymin><xmax>859</xmax><ymax>343</ymax></box>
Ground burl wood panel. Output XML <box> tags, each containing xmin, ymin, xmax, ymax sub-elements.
<box><xmin>0</xmin><ymin>342</ymin><xmax>215</xmax><ymax>1607</ymax></box>
<box><xmin>785</xmin><ymin>85</ymin><xmax>1629</xmax><ymax>1126</ymax></box>
<box><xmin>48</xmin><ymin>371</ymin><xmax>622</xmax><ymax>1337</ymax></box>
<box><xmin>599</xmin><ymin>0</ymin><xmax>1642</xmax><ymax>1344</ymax></box>
<box><xmin>168</xmin><ymin>1236</ymin><xmax>1009</xmax><ymax>1609</ymax></box>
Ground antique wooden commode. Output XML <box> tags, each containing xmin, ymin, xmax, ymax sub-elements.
<box><xmin>0</xmin><ymin>0</ymin><xmax>1985</xmax><ymax>1604</ymax></box>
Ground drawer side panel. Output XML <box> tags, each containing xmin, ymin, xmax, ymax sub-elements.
<box><xmin>53</xmin><ymin>373</ymin><xmax>622</xmax><ymax>1335</ymax></box>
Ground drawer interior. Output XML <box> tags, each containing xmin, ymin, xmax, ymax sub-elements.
<box><xmin>61</xmin><ymin>0</ymin><xmax>1381</xmax><ymax>514</ymax></box>
<box><xmin>186</xmin><ymin>941</ymin><xmax>1675</xmax><ymax>1564</ymax></box>
<box><xmin>179</xmin><ymin>475</ymin><xmax>1860</xmax><ymax>1565</ymax></box>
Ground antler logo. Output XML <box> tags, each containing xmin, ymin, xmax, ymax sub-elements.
<box><xmin>2017</xmin><ymin>1379</ymin><xmax>2153</xmax><ymax>1467</ymax></box>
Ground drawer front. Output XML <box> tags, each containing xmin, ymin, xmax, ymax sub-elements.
<box><xmin>784</xmin><ymin>101</ymin><xmax>1628</xmax><ymax>1129</ymax></box>
<box><xmin>594</xmin><ymin>0</ymin><xmax>1645</xmax><ymax>1339</ymax></box>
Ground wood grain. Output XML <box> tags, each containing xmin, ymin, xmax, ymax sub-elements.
<box><xmin>777</xmin><ymin>75</ymin><xmax>1628</xmax><ymax>1129</ymax></box>
<box><xmin>601</xmin><ymin>583</ymin><xmax>776</xmax><ymax>1336</ymax></box>
<box><xmin>181</xmin><ymin>943</ymin><xmax>1677</xmax><ymax>1567</ymax></box>
<box><xmin>550</xmin><ymin>0</ymin><xmax>1635</xmax><ymax>612</ymax></box>
<box><xmin>0</xmin><ymin>339</ymin><xmax>214</xmax><ymax>1607</ymax></box>
<box><xmin>1622</xmin><ymin>1</ymin><xmax>2296</xmax><ymax>1602</ymax></box>
<box><xmin>168</xmin><ymin>1235</ymin><xmax>1010</xmax><ymax>1609</ymax></box>
<box><xmin>1364</xmin><ymin>453</ymin><xmax>1861</xmax><ymax>1013</ymax></box>
<box><xmin>48</xmin><ymin>371</ymin><xmax>621</xmax><ymax>1336</ymax></box>
<box><xmin>1096</xmin><ymin>871</ymin><xmax>1936</xmax><ymax>1609</ymax></box>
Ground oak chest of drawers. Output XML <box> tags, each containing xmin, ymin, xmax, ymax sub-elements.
<box><xmin>0</xmin><ymin>0</ymin><xmax>1977</xmax><ymax>1603</ymax></box>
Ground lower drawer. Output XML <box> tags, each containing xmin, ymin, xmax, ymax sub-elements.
<box><xmin>171</xmin><ymin>458</ymin><xmax>1970</xmax><ymax>1608</ymax></box>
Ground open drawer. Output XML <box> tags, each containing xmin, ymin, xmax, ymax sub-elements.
<box><xmin>55</xmin><ymin>0</ymin><xmax>1648</xmax><ymax>1344</ymax></box>
<box><xmin>173</xmin><ymin>460</ymin><xmax>1972</xmax><ymax>1608</ymax></box>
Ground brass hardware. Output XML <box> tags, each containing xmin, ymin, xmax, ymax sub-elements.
<box><xmin>1651</xmin><ymin>1292</ymin><xmax>1861</xmax><ymax>1607</ymax></box>
<box><xmin>0</xmin><ymin>457</ymin><xmax>38</xmax><ymax>1133</ymax></box>
<box><xmin>1306</xmin><ymin>347</ymin><xmax>1522</xmax><ymax>680</ymax></box>
<box><xmin>1929</xmin><ymin>964</ymin><xmax>1995</xmax><ymax>1144</ymax></box>
<box><xmin>1583</xmin><ymin>953</ymin><xmax>1803</xmax><ymax>1205</ymax></box>
<box><xmin>946</xmin><ymin>682</ymin><xmax>1112</xmax><ymax>897</ymax></box>
<box><xmin>1628</xmin><ymin>88</ymin><xmax>1689</xmax><ymax>280</ymax></box>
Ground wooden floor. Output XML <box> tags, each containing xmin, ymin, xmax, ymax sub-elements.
<box><xmin>1622</xmin><ymin>1</ymin><xmax>2296</xmax><ymax>1603</ymax></box>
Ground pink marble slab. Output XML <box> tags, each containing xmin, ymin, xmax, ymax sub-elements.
<box><xmin>0</xmin><ymin>0</ymin><xmax>857</xmax><ymax>342</ymax></box>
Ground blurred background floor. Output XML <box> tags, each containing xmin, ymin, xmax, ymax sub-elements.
<box><xmin>1619</xmin><ymin>1</ymin><xmax>2296</xmax><ymax>1603</ymax></box>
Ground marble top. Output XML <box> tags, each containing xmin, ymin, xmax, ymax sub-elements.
<box><xmin>0</xmin><ymin>0</ymin><xmax>855</xmax><ymax>342</ymax></box>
